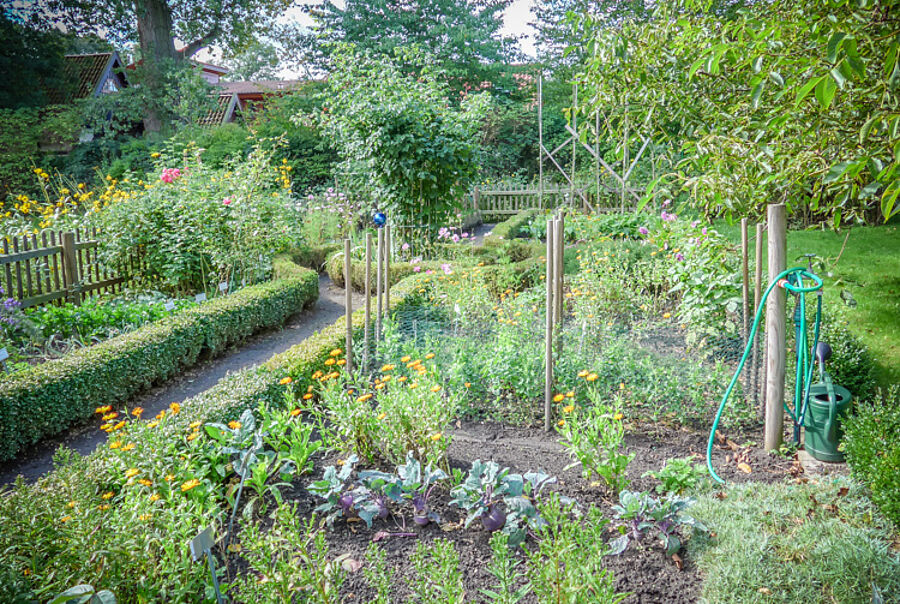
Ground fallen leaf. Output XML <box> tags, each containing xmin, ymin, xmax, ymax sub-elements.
<box><xmin>372</xmin><ymin>531</ymin><xmax>390</xmax><ymax>542</ymax></box>
<box><xmin>671</xmin><ymin>553</ymin><xmax>683</xmax><ymax>570</ymax></box>
<box><xmin>737</xmin><ymin>462</ymin><xmax>752</xmax><ymax>474</ymax></box>
<box><xmin>341</xmin><ymin>557</ymin><xmax>362</xmax><ymax>573</ymax></box>
<box><xmin>837</xmin><ymin>487</ymin><xmax>849</xmax><ymax>497</ymax></box>
<box><xmin>714</xmin><ymin>491</ymin><xmax>728</xmax><ymax>500</ymax></box>
<box><xmin>758</xmin><ymin>587</ymin><xmax>772</xmax><ymax>595</ymax></box>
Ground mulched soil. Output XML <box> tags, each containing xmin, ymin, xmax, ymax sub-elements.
<box><xmin>229</xmin><ymin>418</ymin><xmax>796</xmax><ymax>603</ymax></box>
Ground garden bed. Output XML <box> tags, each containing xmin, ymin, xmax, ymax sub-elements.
<box><xmin>230</xmin><ymin>418</ymin><xmax>792</xmax><ymax>604</ymax></box>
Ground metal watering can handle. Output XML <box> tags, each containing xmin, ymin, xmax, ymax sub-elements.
<box><xmin>823</xmin><ymin>373</ymin><xmax>838</xmax><ymax>443</ymax></box>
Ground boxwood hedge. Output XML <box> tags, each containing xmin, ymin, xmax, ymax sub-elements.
<box><xmin>0</xmin><ymin>256</ymin><xmax>319</xmax><ymax>462</ymax></box>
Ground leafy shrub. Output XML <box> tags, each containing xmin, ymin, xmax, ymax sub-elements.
<box><xmin>0</xmin><ymin>261</ymin><xmax>318</xmax><ymax>461</ymax></box>
<box><xmin>484</xmin><ymin>209</ymin><xmax>540</xmax><ymax>242</ymax></box>
<box><xmin>643</xmin><ymin>456</ymin><xmax>708</xmax><ymax>495</ymax></box>
<box><xmin>843</xmin><ymin>386</ymin><xmax>900</xmax><ymax>527</ymax></box>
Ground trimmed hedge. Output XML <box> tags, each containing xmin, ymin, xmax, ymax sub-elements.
<box><xmin>0</xmin><ymin>259</ymin><xmax>319</xmax><ymax>462</ymax></box>
<box><xmin>281</xmin><ymin>243</ymin><xmax>342</xmax><ymax>272</ymax></box>
<box><xmin>483</xmin><ymin>209</ymin><xmax>540</xmax><ymax>244</ymax></box>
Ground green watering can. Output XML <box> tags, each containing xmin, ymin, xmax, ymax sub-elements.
<box><xmin>803</xmin><ymin>343</ymin><xmax>852</xmax><ymax>462</ymax></box>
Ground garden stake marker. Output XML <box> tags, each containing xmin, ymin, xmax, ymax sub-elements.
<box><xmin>189</xmin><ymin>528</ymin><xmax>224</xmax><ymax>604</ymax></box>
<box><xmin>364</xmin><ymin>232</ymin><xmax>372</xmax><ymax>369</ymax></box>
<box><xmin>344</xmin><ymin>238</ymin><xmax>353</xmax><ymax>373</ymax></box>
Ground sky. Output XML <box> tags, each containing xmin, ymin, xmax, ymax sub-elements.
<box><xmin>197</xmin><ymin>0</ymin><xmax>538</xmax><ymax>77</ymax></box>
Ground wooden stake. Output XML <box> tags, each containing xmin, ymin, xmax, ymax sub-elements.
<box><xmin>555</xmin><ymin>214</ymin><xmax>564</xmax><ymax>326</ymax></box>
<box><xmin>764</xmin><ymin>204</ymin><xmax>786</xmax><ymax>451</ymax></box>
<box><xmin>538</xmin><ymin>72</ymin><xmax>543</xmax><ymax>210</ymax></box>
<box><xmin>376</xmin><ymin>228</ymin><xmax>383</xmax><ymax>341</ymax></box>
<box><xmin>364</xmin><ymin>233</ymin><xmax>371</xmax><ymax>370</ymax></box>
<box><xmin>344</xmin><ymin>239</ymin><xmax>353</xmax><ymax>374</ymax></box>
<box><xmin>384</xmin><ymin>224</ymin><xmax>391</xmax><ymax>318</ymax></box>
<box><xmin>544</xmin><ymin>219</ymin><xmax>555</xmax><ymax>432</ymax></box>
<box><xmin>753</xmin><ymin>222</ymin><xmax>764</xmax><ymax>415</ymax></box>
<box><xmin>741</xmin><ymin>218</ymin><xmax>750</xmax><ymax>344</ymax></box>
<box><xmin>61</xmin><ymin>231</ymin><xmax>80</xmax><ymax>305</ymax></box>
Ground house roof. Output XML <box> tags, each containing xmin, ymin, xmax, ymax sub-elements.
<box><xmin>46</xmin><ymin>52</ymin><xmax>128</xmax><ymax>104</ymax></box>
<box><xmin>216</xmin><ymin>80</ymin><xmax>304</xmax><ymax>96</ymax></box>
<box><xmin>198</xmin><ymin>93</ymin><xmax>240</xmax><ymax>127</ymax></box>
<box><xmin>193</xmin><ymin>60</ymin><xmax>229</xmax><ymax>75</ymax></box>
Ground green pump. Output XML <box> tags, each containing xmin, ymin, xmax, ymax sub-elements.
<box><xmin>706</xmin><ymin>261</ymin><xmax>853</xmax><ymax>483</ymax></box>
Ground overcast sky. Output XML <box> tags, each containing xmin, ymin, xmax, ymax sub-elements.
<box><xmin>197</xmin><ymin>0</ymin><xmax>538</xmax><ymax>76</ymax></box>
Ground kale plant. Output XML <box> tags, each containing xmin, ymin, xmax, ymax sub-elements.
<box><xmin>308</xmin><ymin>455</ymin><xmax>359</xmax><ymax>525</ymax></box>
<box><xmin>450</xmin><ymin>460</ymin><xmax>524</xmax><ymax>532</ymax></box>
<box><xmin>609</xmin><ymin>490</ymin><xmax>705</xmax><ymax>556</ymax></box>
<box><xmin>396</xmin><ymin>451</ymin><xmax>448</xmax><ymax>526</ymax></box>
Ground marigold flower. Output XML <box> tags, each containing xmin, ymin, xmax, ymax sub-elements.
<box><xmin>464</xmin><ymin>382</ymin><xmax>471</xmax><ymax>388</ymax></box>
<box><xmin>139</xmin><ymin>513</ymin><xmax>152</xmax><ymax>521</ymax></box>
<box><xmin>280</xmin><ymin>376</ymin><xmax>293</xmax><ymax>385</ymax></box>
<box><xmin>156</xmin><ymin>410</ymin><xmax>166</xmax><ymax>420</ymax></box>
<box><xmin>619</xmin><ymin>383</ymin><xmax>625</xmax><ymax>390</ymax></box>
<box><xmin>187</xmin><ymin>431</ymin><xmax>199</xmax><ymax>441</ymax></box>
<box><xmin>189</xmin><ymin>420</ymin><xmax>202</xmax><ymax>429</ymax></box>
<box><xmin>409</xmin><ymin>382</ymin><xmax>418</xmax><ymax>389</ymax></box>
<box><xmin>375</xmin><ymin>383</ymin><xmax>385</xmax><ymax>390</ymax></box>
<box><xmin>110</xmin><ymin>441</ymin><xmax>122</xmax><ymax>449</ymax></box>
<box><xmin>377</xmin><ymin>412</ymin><xmax>387</xmax><ymax>420</ymax></box>
<box><xmin>553</xmin><ymin>394</ymin><xmax>565</xmax><ymax>403</ymax></box>
<box><xmin>150</xmin><ymin>493</ymin><xmax>161</xmax><ymax>502</ymax></box>
<box><xmin>431</xmin><ymin>385</ymin><xmax>442</xmax><ymax>393</ymax></box>
<box><xmin>98</xmin><ymin>504</ymin><xmax>110</xmax><ymax>511</ymax></box>
<box><xmin>566</xmin><ymin>391</ymin><xmax>574</xmax><ymax>398</ymax></box>
<box><xmin>329</xmin><ymin>348</ymin><xmax>342</xmax><ymax>357</ymax></box>
<box><xmin>125</xmin><ymin>468</ymin><xmax>139</xmax><ymax>479</ymax></box>
<box><xmin>381</xmin><ymin>364</ymin><xmax>395</xmax><ymax>372</ymax></box>
<box><xmin>101</xmin><ymin>491</ymin><xmax>114</xmax><ymax>500</ymax></box>
<box><xmin>430</xmin><ymin>432</ymin><xmax>442</xmax><ymax>441</ymax></box>
<box><xmin>324</xmin><ymin>358</ymin><xmax>336</xmax><ymax>366</ymax></box>
<box><xmin>303</xmin><ymin>393</ymin><xmax>313</xmax><ymax>400</ymax></box>
<box><xmin>290</xmin><ymin>408</ymin><xmax>302</xmax><ymax>417</ymax></box>
<box><xmin>131</xmin><ymin>407</ymin><xmax>144</xmax><ymax>418</ymax></box>
<box><xmin>357</xmin><ymin>393</ymin><xmax>373</xmax><ymax>403</ymax></box>
<box><xmin>138</xmin><ymin>479</ymin><xmax>152</xmax><ymax>487</ymax></box>
<box><xmin>102</xmin><ymin>412</ymin><xmax>119</xmax><ymax>421</ymax></box>
<box><xmin>122</xmin><ymin>443</ymin><xmax>135</xmax><ymax>452</ymax></box>
<box><xmin>67</xmin><ymin>500</ymin><xmax>76</xmax><ymax>508</ymax></box>
<box><xmin>557</xmin><ymin>420</ymin><xmax>566</xmax><ymax>427</ymax></box>
<box><xmin>614</xmin><ymin>412</ymin><xmax>624</xmax><ymax>421</ymax></box>
<box><xmin>165</xmin><ymin>474</ymin><xmax>175</xmax><ymax>482</ymax></box>
<box><xmin>663</xmin><ymin>312</ymin><xmax>671</xmax><ymax>319</ymax></box>
<box><xmin>563</xmin><ymin>405</ymin><xmax>575</xmax><ymax>414</ymax></box>
<box><xmin>336</xmin><ymin>359</ymin><xmax>346</xmax><ymax>366</ymax></box>
<box><xmin>112</xmin><ymin>420</ymin><xmax>126</xmax><ymax>431</ymax></box>
<box><xmin>398</xmin><ymin>376</ymin><xmax>408</xmax><ymax>382</ymax></box>
<box><xmin>228</xmin><ymin>421</ymin><xmax>241</xmax><ymax>430</ymax></box>
<box><xmin>407</xmin><ymin>360</ymin><xmax>421</xmax><ymax>368</ymax></box>
<box><xmin>95</xmin><ymin>405</ymin><xmax>112</xmax><ymax>414</ymax></box>
<box><xmin>147</xmin><ymin>420</ymin><xmax>159</xmax><ymax>428</ymax></box>
<box><xmin>61</xmin><ymin>515</ymin><xmax>72</xmax><ymax>523</ymax></box>
<box><xmin>586</xmin><ymin>373</ymin><xmax>598</xmax><ymax>382</ymax></box>
<box><xmin>577</xmin><ymin>370</ymin><xmax>589</xmax><ymax>378</ymax></box>
<box><xmin>425</xmin><ymin>352</ymin><xmax>435</xmax><ymax>360</ymax></box>
<box><xmin>181</xmin><ymin>479</ymin><xmax>201</xmax><ymax>492</ymax></box>
<box><xmin>400</xmin><ymin>355</ymin><xmax>411</xmax><ymax>363</ymax></box>
<box><xmin>169</xmin><ymin>402</ymin><xmax>181</xmax><ymax>414</ymax></box>
<box><xmin>382</xmin><ymin>375</ymin><xmax>392</xmax><ymax>382</ymax></box>
<box><xmin>312</xmin><ymin>370</ymin><xmax>323</xmax><ymax>379</ymax></box>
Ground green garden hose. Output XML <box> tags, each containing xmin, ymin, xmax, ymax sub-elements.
<box><xmin>706</xmin><ymin>267</ymin><xmax>824</xmax><ymax>484</ymax></box>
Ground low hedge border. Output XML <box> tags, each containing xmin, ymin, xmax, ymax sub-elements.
<box><xmin>483</xmin><ymin>209</ymin><xmax>540</xmax><ymax>244</ymax></box>
<box><xmin>0</xmin><ymin>256</ymin><xmax>319</xmax><ymax>462</ymax></box>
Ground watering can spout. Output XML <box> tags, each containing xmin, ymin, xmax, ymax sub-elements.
<box><xmin>815</xmin><ymin>342</ymin><xmax>832</xmax><ymax>381</ymax></box>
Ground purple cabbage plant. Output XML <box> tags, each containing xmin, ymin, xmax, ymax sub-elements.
<box><xmin>609</xmin><ymin>490</ymin><xmax>706</xmax><ymax>556</ymax></box>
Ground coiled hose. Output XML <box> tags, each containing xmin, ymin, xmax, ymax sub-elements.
<box><xmin>706</xmin><ymin>267</ymin><xmax>824</xmax><ymax>484</ymax></box>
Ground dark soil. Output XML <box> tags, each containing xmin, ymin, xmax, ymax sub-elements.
<box><xmin>231</xmin><ymin>418</ymin><xmax>795</xmax><ymax>604</ymax></box>
<box><xmin>0</xmin><ymin>275</ymin><xmax>365</xmax><ymax>485</ymax></box>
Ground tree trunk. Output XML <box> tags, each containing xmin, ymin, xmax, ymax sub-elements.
<box><xmin>134</xmin><ymin>0</ymin><xmax>178</xmax><ymax>133</ymax></box>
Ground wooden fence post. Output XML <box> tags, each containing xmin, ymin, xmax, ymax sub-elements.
<box><xmin>364</xmin><ymin>233</ymin><xmax>372</xmax><ymax>370</ymax></box>
<box><xmin>764</xmin><ymin>204</ymin><xmax>786</xmax><ymax>451</ymax></box>
<box><xmin>753</xmin><ymin>222</ymin><xmax>764</xmax><ymax>416</ymax></box>
<box><xmin>344</xmin><ymin>238</ymin><xmax>353</xmax><ymax>374</ymax></box>
<box><xmin>376</xmin><ymin>228</ymin><xmax>383</xmax><ymax>341</ymax></box>
<box><xmin>61</xmin><ymin>231</ymin><xmax>81</xmax><ymax>305</ymax></box>
<box><xmin>544</xmin><ymin>219</ymin><xmax>555</xmax><ymax>432</ymax></box>
<box><xmin>384</xmin><ymin>224</ymin><xmax>390</xmax><ymax>317</ymax></box>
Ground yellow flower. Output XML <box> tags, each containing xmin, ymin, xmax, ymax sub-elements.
<box><xmin>409</xmin><ymin>382</ymin><xmax>418</xmax><ymax>389</ymax></box>
<box><xmin>311</xmin><ymin>370</ymin><xmax>323</xmax><ymax>379</ymax></box>
<box><xmin>557</xmin><ymin>420</ymin><xmax>566</xmax><ymax>427</ymax></box>
<box><xmin>165</xmin><ymin>474</ymin><xmax>175</xmax><ymax>482</ymax></box>
<box><xmin>147</xmin><ymin>420</ymin><xmax>159</xmax><ymax>428</ymax></box>
<box><xmin>280</xmin><ymin>376</ymin><xmax>293</xmax><ymax>385</ymax></box>
<box><xmin>67</xmin><ymin>500</ymin><xmax>76</xmax><ymax>509</ymax></box>
<box><xmin>125</xmin><ymin>468</ymin><xmax>139</xmax><ymax>479</ymax></box>
<box><xmin>109</xmin><ymin>441</ymin><xmax>122</xmax><ymax>449</ymax></box>
<box><xmin>663</xmin><ymin>312</ymin><xmax>671</xmax><ymax>319</ymax></box>
<box><xmin>139</xmin><ymin>513</ymin><xmax>152</xmax><ymax>521</ymax></box>
<box><xmin>431</xmin><ymin>385</ymin><xmax>442</xmax><ymax>393</ymax></box>
<box><xmin>122</xmin><ymin>443</ymin><xmax>135</xmax><ymax>451</ymax></box>
<box><xmin>228</xmin><ymin>421</ymin><xmax>241</xmax><ymax>430</ymax></box>
<box><xmin>377</xmin><ymin>412</ymin><xmax>387</xmax><ymax>420</ymax></box>
<box><xmin>156</xmin><ymin>410</ymin><xmax>166</xmax><ymax>420</ymax></box>
<box><xmin>566</xmin><ymin>391</ymin><xmax>574</xmax><ymax>398</ymax></box>
<box><xmin>189</xmin><ymin>420</ymin><xmax>202</xmax><ymax>429</ymax></box>
<box><xmin>102</xmin><ymin>412</ymin><xmax>119</xmax><ymax>421</ymax></box>
<box><xmin>131</xmin><ymin>407</ymin><xmax>144</xmax><ymax>418</ymax></box>
<box><xmin>464</xmin><ymin>382</ymin><xmax>471</xmax><ymax>388</ymax></box>
<box><xmin>336</xmin><ymin>358</ymin><xmax>346</xmax><ymax>366</ymax></box>
<box><xmin>430</xmin><ymin>432</ymin><xmax>442</xmax><ymax>441</ymax></box>
<box><xmin>577</xmin><ymin>370</ymin><xmax>589</xmax><ymax>378</ymax></box>
<box><xmin>614</xmin><ymin>412</ymin><xmax>624</xmax><ymax>421</ymax></box>
<box><xmin>407</xmin><ymin>360</ymin><xmax>421</xmax><ymax>368</ymax></box>
<box><xmin>357</xmin><ymin>393</ymin><xmax>373</xmax><ymax>403</ymax></box>
<box><xmin>61</xmin><ymin>515</ymin><xmax>72</xmax><ymax>523</ymax></box>
<box><xmin>187</xmin><ymin>431</ymin><xmax>199</xmax><ymax>441</ymax></box>
<box><xmin>150</xmin><ymin>493</ymin><xmax>161</xmax><ymax>502</ymax></box>
<box><xmin>381</xmin><ymin>364</ymin><xmax>395</xmax><ymax>372</ymax></box>
<box><xmin>398</xmin><ymin>376</ymin><xmax>408</xmax><ymax>382</ymax></box>
<box><xmin>101</xmin><ymin>491</ymin><xmax>114</xmax><ymax>500</ymax></box>
<box><xmin>138</xmin><ymin>479</ymin><xmax>153</xmax><ymax>487</ymax></box>
<box><xmin>112</xmin><ymin>421</ymin><xmax>126</xmax><ymax>431</ymax></box>
<box><xmin>381</xmin><ymin>375</ymin><xmax>392</xmax><ymax>382</ymax></box>
<box><xmin>375</xmin><ymin>383</ymin><xmax>385</xmax><ymax>390</ymax></box>
<box><xmin>425</xmin><ymin>352</ymin><xmax>435</xmax><ymax>360</ymax></box>
<box><xmin>150</xmin><ymin>152</ymin><xmax>161</xmax><ymax>158</ymax></box>
<box><xmin>324</xmin><ymin>358</ymin><xmax>336</xmax><ymax>366</ymax></box>
<box><xmin>553</xmin><ymin>393</ymin><xmax>565</xmax><ymax>403</ymax></box>
<box><xmin>303</xmin><ymin>392</ymin><xmax>313</xmax><ymax>400</ymax></box>
<box><xmin>400</xmin><ymin>355</ymin><xmax>411</xmax><ymax>363</ymax></box>
<box><xmin>563</xmin><ymin>405</ymin><xmax>575</xmax><ymax>414</ymax></box>
<box><xmin>181</xmin><ymin>479</ymin><xmax>201</xmax><ymax>492</ymax></box>
<box><xmin>95</xmin><ymin>405</ymin><xmax>112</xmax><ymax>414</ymax></box>
<box><xmin>169</xmin><ymin>402</ymin><xmax>181</xmax><ymax>414</ymax></box>
<box><xmin>290</xmin><ymin>408</ymin><xmax>302</xmax><ymax>417</ymax></box>
<box><xmin>619</xmin><ymin>383</ymin><xmax>625</xmax><ymax>390</ymax></box>
<box><xmin>329</xmin><ymin>348</ymin><xmax>342</xmax><ymax>357</ymax></box>
<box><xmin>586</xmin><ymin>373</ymin><xmax>598</xmax><ymax>382</ymax></box>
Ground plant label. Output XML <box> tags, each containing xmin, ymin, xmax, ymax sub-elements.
<box><xmin>0</xmin><ymin>348</ymin><xmax>7</xmax><ymax>363</ymax></box>
<box><xmin>195</xmin><ymin>293</ymin><xmax>207</xmax><ymax>303</ymax></box>
<box><xmin>164</xmin><ymin>301</ymin><xmax>175</xmax><ymax>312</ymax></box>
<box><xmin>219</xmin><ymin>282</ymin><xmax>228</xmax><ymax>293</ymax></box>
<box><xmin>189</xmin><ymin>527</ymin><xmax>214</xmax><ymax>562</ymax></box>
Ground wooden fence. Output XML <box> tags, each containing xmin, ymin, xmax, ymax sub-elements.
<box><xmin>0</xmin><ymin>228</ymin><xmax>143</xmax><ymax>309</ymax></box>
<box><xmin>469</xmin><ymin>184</ymin><xmax>645</xmax><ymax>219</ymax></box>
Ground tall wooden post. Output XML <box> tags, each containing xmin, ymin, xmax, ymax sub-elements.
<box><xmin>364</xmin><ymin>233</ymin><xmax>372</xmax><ymax>369</ymax></box>
<box><xmin>753</xmin><ymin>222</ymin><xmax>764</xmax><ymax>415</ymax></box>
<box><xmin>765</xmin><ymin>204</ymin><xmax>786</xmax><ymax>451</ymax></box>
<box><xmin>376</xmin><ymin>228</ymin><xmax>383</xmax><ymax>341</ymax></box>
<box><xmin>344</xmin><ymin>239</ymin><xmax>353</xmax><ymax>374</ymax></box>
<box><xmin>61</xmin><ymin>231</ymin><xmax>81</xmax><ymax>305</ymax></box>
<box><xmin>384</xmin><ymin>224</ymin><xmax>391</xmax><ymax>318</ymax></box>
<box><xmin>555</xmin><ymin>215</ymin><xmax>564</xmax><ymax>326</ymax></box>
<box><xmin>538</xmin><ymin>72</ymin><xmax>544</xmax><ymax>210</ymax></box>
<box><xmin>741</xmin><ymin>218</ymin><xmax>750</xmax><ymax>344</ymax></box>
<box><xmin>544</xmin><ymin>220</ymin><xmax>555</xmax><ymax>432</ymax></box>
<box><xmin>570</xmin><ymin>83</ymin><xmax>577</xmax><ymax>208</ymax></box>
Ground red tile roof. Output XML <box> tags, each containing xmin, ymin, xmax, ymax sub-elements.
<box><xmin>216</xmin><ymin>80</ymin><xmax>304</xmax><ymax>95</ymax></box>
<box><xmin>46</xmin><ymin>53</ymin><xmax>127</xmax><ymax>105</ymax></box>
<box><xmin>198</xmin><ymin>93</ymin><xmax>240</xmax><ymax>127</ymax></box>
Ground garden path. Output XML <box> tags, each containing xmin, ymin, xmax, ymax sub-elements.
<box><xmin>0</xmin><ymin>275</ymin><xmax>364</xmax><ymax>486</ymax></box>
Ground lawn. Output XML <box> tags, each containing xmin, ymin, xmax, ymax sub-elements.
<box><xmin>716</xmin><ymin>221</ymin><xmax>900</xmax><ymax>386</ymax></box>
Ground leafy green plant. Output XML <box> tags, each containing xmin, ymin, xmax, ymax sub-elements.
<box><xmin>408</xmin><ymin>538</ymin><xmax>465</xmax><ymax>603</ymax></box>
<box><xmin>843</xmin><ymin>386</ymin><xmax>900</xmax><ymax>527</ymax></box>
<box><xmin>396</xmin><ymin>451</ymin><xmax>448</xmax><ymax>526</ymax></box>
<box><xmin>450</xmin><ymin>459</ymin><xmax>524</xmax><ymax>532</ymax></box>
<box><xmin>363</xmin><ymin>543</ymin><xmax>395</xmax><ymax>604</ymax></box>
<box><xmin>557</xmin><ymin>396</ymin><xmax>634</xmax><ymax>495</ymax></box>
<box><xmin>480</xmin><ymin>532</ymin><xmax>532</xmax><ymax>604</ymax></box>
<box><xmin>525</xmin><ymin>495</ymin><xmax>626</xmax><ymax>604</ymax></box>
<box><xmin>308</xmin><ymin>455</ymin><xmax>359</xmax><ymax>526</ymax></box>
<box><xmin>609</xmin><ymin>490</ymin><xmax>705</xmax><ymax>556</ymax></box>
<box><xmin>643</xmin><ymin>456</ymin><xmax>707</xmax><ymax>496</ymax></box>
<box><xmin>48</xmin><ymin>584</ymin><xmax>116</xmax><ymax>604</ymax></box>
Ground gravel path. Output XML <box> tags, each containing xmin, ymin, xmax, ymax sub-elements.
<box><xmin>0</xmin><ymin>275</ymin><xmax>364</xmax><ymax>486</ymax></box>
